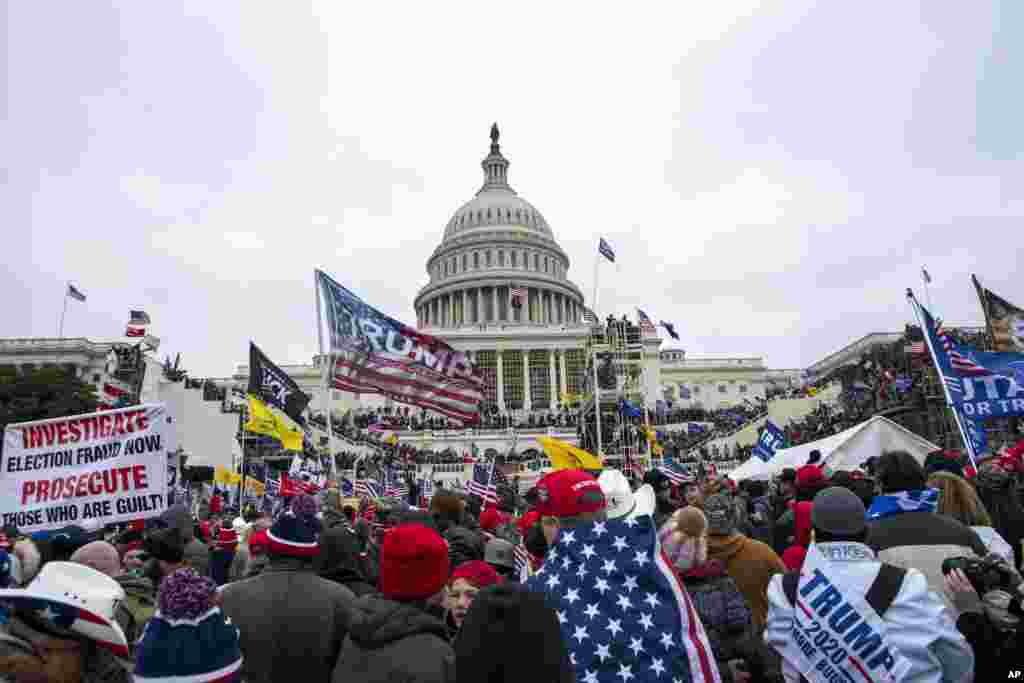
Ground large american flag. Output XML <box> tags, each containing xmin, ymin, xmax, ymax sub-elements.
<box><xmin>937</xmin><ymin>324</ymin><xmax>992</xmax><ymax>376</ymax></box>
<box><xmin>466</xmin><ymin>463</ymin><xmax>498</xmax><ymax>504</ymax></box>
<box><xmin>525</xmin><ymin>516</ymin><xmax>720</xmax><ymax>683</ymax></box>
<box><xmin>316</xmin><ymin>269</ymin><xmax>484</xmax><ymax>424</ymax></box>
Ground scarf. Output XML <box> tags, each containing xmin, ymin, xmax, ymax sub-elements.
<box><xmin>866</xmin><ymin>488</ymin><xmax>939</xmax><ymax>520</ymax></box>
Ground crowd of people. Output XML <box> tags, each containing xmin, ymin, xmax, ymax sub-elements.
<box><xmin>4</xmin><ymin>433</ymin><xmax>1024</xmax><ymax>681</ymax></box>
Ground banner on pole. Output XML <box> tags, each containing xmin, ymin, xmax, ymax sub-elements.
<box><xmin>1</xmin><ymin>404</ymin><xmax>170</xmax><ymax>533</ymax></box>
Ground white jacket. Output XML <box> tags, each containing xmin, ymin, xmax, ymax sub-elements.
<box><xmin>765</xmin><ymin>542</ymin><xmax>973</xmax><ymax>683</ymax></box>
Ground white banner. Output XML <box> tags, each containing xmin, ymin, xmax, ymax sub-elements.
<box><xmin>1</xmin><ymin>404</ymin><xmax>169</xmax><ymax>533</ymax></box>
<box><xmin>787</xmin><ymin>544</ymin><xmax>911</xmax><ymax>683</ymax></box>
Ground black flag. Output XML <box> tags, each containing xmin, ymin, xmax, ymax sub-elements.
<box><xmin>248</xmin><ymin>342</ymin><xmax>311</xmax><ymax>425</ymax></box>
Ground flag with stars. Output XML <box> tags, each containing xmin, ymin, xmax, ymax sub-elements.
<box><xmin>525</xmin><ymin>515</ymin><xmax>720</xmax><ymax>683</ymax></box>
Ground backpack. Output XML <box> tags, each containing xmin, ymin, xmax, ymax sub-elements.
<box><xmin>780</xmin><ymin>565</ymin><xmax>906</xmax><ymax>683</ymax></box>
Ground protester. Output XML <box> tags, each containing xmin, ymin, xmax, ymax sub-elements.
<box><xmin>766</xmin><ymin>486</ymin><xmax>974</xmax><ymax>683</ymax></box>
<box><xmin>161</xmin><ymin>503</ymin><xmax>209</xmax><ymax>578</ymax></box>
<box><xmin>598</xmin><ymin>468</ymin><xmax>655</xmax><ymax>520</ymax></box>
<box><xmin>780</xmin><ymin>501</ymin><xmax>811</xmax><ymax>571</ymax></box>
<box><xmin>0</xmin><ymin>562</ymin><xmax>132</xmax><ymax>682</ymax></box>
<box><xmin>133</xmin><ymin>568</ymin><xmax>243</xmax><ymax>682</ymax></box>
<box><xmin>220</xmin><ymin>494</ymin><xmax>355</xmax><ymax>683</ymax></box>
<box><xmin>525</xmin><ymin>469</ymin><xmax>608</xmax><ymax>545</ymax></box>
<box><xmin>430</xmin><ymin>491</ymin><xmax>485</xmax><ymax>568</ymax></box>
<box><xmin>453</xmin><ymin>583</ymin><xmax>573</xmax><ymax>683</ymax></box>
<box><xmin>209</xmin><ymin>527</ymin><xmax>238</xmax><ymax>587</ymax></box>
<box><xmin>927</xmin><ymin>470</ymin><xmax>1014</xmax><ymax>562</ymax></box>
<box><xmin>482</xmin><ymin>537</ymin><xmax>518</xmax><ymax>581</ymax></box>
<box><xmin>704</xmin><ymin>493</ymin><xmax>786</xmax><ymax>632</ymax></box>
<box><xmin>332</xmin><ymin>524</ymin><xmax>455</xmax><ymax>683</ymax></box>
<box><xmin>142</xmin><ymin>527</ymin><xmax>190</xmax><ymax>587</ymax></box>
<box><xmin>642</xmin><ymin>469</ymin><xmax>675</xmax><ymax>526</ymax></box>
<box><xmin>318</xmin><ymin>517</ymin><xmax>377</xmax><ymax>597</ymax></box>
<box><xmin>659</xmin><ymin>507</ymin><xmax>753</xmax><ymax>683</ymax></box>
<box><xmin>445</xmin><ymin>560</ymin><xmax>503</xmax><ymax>638</ymax></box>
<box><xmin>866</xmin><ymin>451</ymin><xmax>987</xmax><ymax>608</ymax></box>
<box><xmin>973</xmin><ymin>459</ymin><xmax>1024</xmax><ymax>568</ymax></box>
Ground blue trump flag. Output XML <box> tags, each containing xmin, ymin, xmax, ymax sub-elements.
<box><xmin>753</xmin><ymin>421</ymin><xmax>786</xmax><ymax>462</ymax></box>
<box><xmin>917</xmin><ymin>298</ymin><xmax>1024</xmax><ymax>419</ymax></box>
<box><xmin>525</xmin><ymin>515</ymin><xmax>721</xmax><ymax>683</ymax></box>
<box><xmin>316</xmin><ymin>269</ymin><xmax>484</xmax><ymax>424</ymax></box>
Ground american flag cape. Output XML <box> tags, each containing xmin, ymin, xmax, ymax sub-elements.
<box><xmin>525</xmin><ymin>515</ymin><xmax>720</xmax><ymax>683</ymax></box>
<box><xmin>316</xmin><ymin>269</ymin><xmax>484</xmax><ymax>424</ymax></box>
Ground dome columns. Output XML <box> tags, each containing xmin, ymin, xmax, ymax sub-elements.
<box><xmin>416</xmin><ymin>285</ymin><xmax>582</xmax><ymax>331</ymax></box>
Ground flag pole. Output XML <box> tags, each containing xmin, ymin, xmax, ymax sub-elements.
<box><xmin>591</xmin><ymin>250</ymin><xmax>603</xmax><ymax>460</ymax></box>
<box><xmin>58</xmin><ymin>283</ymin><xmax>69</xmax><ymax>338</ymax></box>
<box><xmin>907</xmin><ymin>290</ymin><xmax>978</xmax><ymax>470</ymax></box>
<box><xmin>314</xmin><ymin>271</ymin><xmax>337</xmax><ymax>481</ymax></box>
<box><xmin>972</xmin><ymin>274</ymin><xmax>996</xmax><ymax>352</ymax></box>
<box><xmin>921</xmin><ymin>268</ymin><xmax>934</xmax><ymax>312</ymax></box>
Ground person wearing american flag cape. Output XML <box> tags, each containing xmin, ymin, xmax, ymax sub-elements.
<box><xmin>524</xmin><ymin>469</ymin><xmax>722</xmax><ymax>683</ymax></box>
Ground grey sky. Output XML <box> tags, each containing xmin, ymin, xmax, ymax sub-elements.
<box><xmin>6</xmin><ymin>1</ymin><xmax>1023</xmax><ymax>376</ymax></box>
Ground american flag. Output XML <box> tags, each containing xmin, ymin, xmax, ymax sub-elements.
<box><xmin>511</xmin><ymin>285</ymin><xmax>527</xmax><ymax>307</ymax></box>
<box><xmin>637</xmin><ymin>309</ymin><xmax>658</xmax><ymax>336</ymax></box>
<box><xmin>525</xmin><ymin>516</ymin><xmax>720</xmax><ymax>683</ymax></box>
<box><xmin>598</xmin><ymin>237</ymin><xmax>616</xmax><ymax>263</ymax></box>
<box><xmin>125</xmin><ymin>326</ymin><xmax>146</xmax><ymax>338</ymax></box>
<box><xmin>657</xmin><ymin>462</ymin><xmax>692</xmax><ymax>486</ymax></box>
<box><xmin>355</xmin><ymin>477</ymin><xmax>383</xmax><ymax>499</ymax></box>
<box><xmin>129</xmin><ymin>310</ymin><xmax>151</xmax><ymax>325</ymax></box>
<box><xmin>936</xmin><ymin>324</ymin><xmax>992</xmax><ymax>376</ymax></box>
<box><xmin>466</xmin><ymin>463</ymin><xmax>498</xmax><ymax>504</ymax></box>
<box><xmin>384</xmin><ymin>468</ymin><xmax>410</xmax><ymax>498</ymax></box>
<box><xmin>514</xmin><ymin>542</ymin><xmax>532</xmax><ymax>581</ymax></box>
<box><xmin>583</xmin><ymin>308</ymin><xmax>598</xmax><ymax>326</ymax></box>
<box><xmin>908</xmin><ymin>341</ymin><xmax>926</xmax><ymax>355</ymax></box>
<box><xmin>316</xmin><ymin>269</ymin><xmax>484</xmax><ymax>424</ymax></box>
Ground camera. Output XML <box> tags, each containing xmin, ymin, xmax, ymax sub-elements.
<box><xmin>941</xmin><ymin>556</ymin><xmax>1017</xmax><ymax>595</ymax></box>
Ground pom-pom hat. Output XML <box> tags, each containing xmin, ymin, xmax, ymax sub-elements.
<box><xmin>379</xmin><ymin>524</ymin><xmax>449</xmax><ymax>600</ymax></box>
<box><xmin>0</xmin><ymin>561</ymin><xmax>129</xmax><ymax>658</ymax></box>
<box><xmin>134</xmin><ymin>568</ymin><xmax>243</xmax><ymax>682</ymax></box>
<box><xmin>267</xmin><ymin>511</ymin><xmax>321</xmax><ymax>558</ymax></box>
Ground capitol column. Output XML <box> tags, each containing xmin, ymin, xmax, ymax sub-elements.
<box><xmin>448</xmin><ymin>294</ymin><xmax>454</xmax><ymax>328</ymax></box>
<box><xmin>548</xmin><ymin>349</ymin><xmax>557</xmax><ymax>410</ymax></box>
<box><xmin>475</xmin><ymin>289</ymin><xmax>481</xmax><ymax>325</ymax></box>
<box><xmin>461</xmin><ymin>290</ymin><xmax>468</xmax><ymax>327</ymax></box>
<box><xmin>560</xmin><ymin>295</ymin><xmax>567</xmax><ymax>324</ymax></box>
<box><xmin>496</xmin><ymin>350</ymin><xmax>505</xmax><ymax>412</ymax></box>
<box><xmin>492</xmin><ymin>287</ymin><xmax>499</xmax><ymax>323</ymax></box>
<box><xmin>522</xmin><ymin>351</ymin><xmax>531</xmax><ymax>411</ymax></box>
<box><xmin>559</xmin><ymin>349</ymin><xmax>568</xmax><ymax>401</ymax></box>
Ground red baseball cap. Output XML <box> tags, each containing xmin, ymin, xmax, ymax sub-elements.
<box><xmin>529</xmin><ymin>470</ymin><xmax>606</xmax><ymax>518</ymax></box>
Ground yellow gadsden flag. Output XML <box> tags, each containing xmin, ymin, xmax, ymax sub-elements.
<box><xmin>538</xmin><ymin>436</ymin><xmax>603</xmax><ymax>472</ymax></box>
<box><xmin>246</xmin><ymin>395</ymin><xmax>304</xmax><ymax>451</ymax></box>
<box><xmin>215</xmin><ymin>466</ymin><xmax>242</xmax><ymax>486</ymax></box>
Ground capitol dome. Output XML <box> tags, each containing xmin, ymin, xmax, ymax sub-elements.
<box><xmin>414</xmin><ymin>124</ymin><xmax>585</xmax><ymax>332</ymax></box>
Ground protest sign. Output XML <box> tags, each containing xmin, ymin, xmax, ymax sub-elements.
<box><xmin>786</xmin><ymin>544</ymin><xmax>911</xmax><ymax>683</ymax></box>
<box><xmin>1</xmin><ymin>404</ymin><xmax>169</xmax><ymax>533</ymax></box>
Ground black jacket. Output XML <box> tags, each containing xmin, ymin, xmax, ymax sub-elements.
<box><xmin>440</xmin><ymin>523</ymin><xmax>485</xmax><ymax>569</ymax></box>
<box><xmin>332</xmin><ymin>596</ymin><xmax>455</xmax><ymax>683</ymax></box>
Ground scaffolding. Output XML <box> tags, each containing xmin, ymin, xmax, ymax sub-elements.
<box><xmin>579</xmin><ymin>317</ymin><xmax>650</xmax><ymax>470</ymax></box>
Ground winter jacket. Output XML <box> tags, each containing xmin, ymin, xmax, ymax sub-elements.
<box><xmin>113</xmin><ymin>573</ymin><xmax>156</xmax><ymax>655</ymax></box>
<box><xmin>866</xmin><ymin>511</ymin><xmax>987</xmax><ymax>613</ymax></box>
<box><xmin>331</xmin><ymin>595</ymin><xmax>456</xmax><ymax>683</ymax></box>
<box><xmin>707</xmin><ymin>532</ymin><xmax>786</xmax><ymax>632</ymax></box>
<box><xmin>220</xmin><ymin>557</ymin><xmax>356</xmax><ymax>683</ymax></box>
<box><xmin>230</xmin><ymin>545</ymin><xmax>250</xmax><ymax>582</ymax></box>
<box><xmin>682</xmin><ymin>560</ymin><xmax>752</xmax><ymax>682</ymax></box>
<box><xmin>766</xmin><ymin>542</ymin><xmax>973</xmax><ymax>683</ymax></box>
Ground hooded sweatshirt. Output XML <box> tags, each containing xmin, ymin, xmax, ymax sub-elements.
<box><xmin>332</xmin><ymin>595</ymin><xmax>455</xmax><ymax>683</ymax></box>
<box><xmin>706</xmin><ymin>532</ymin><xmax>786</xmax><ymax>631</ymax></box>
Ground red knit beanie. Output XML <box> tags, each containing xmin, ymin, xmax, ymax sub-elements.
<box><xmin>517</xmin><ymin>510</ymin><xmax>541</xmax><ymax>536</ymax></box>
<box><xmin>379</xmin><ymin>524</ymin><xmax>450</xmax><ymax>600</ymax></box>
<box><xmin>449</xmin><ymin>560</ymin><xmax>503</xmax><ymax>589</ymax></box>
<box><xmin>479</xmin><ymin>506</ymin><xmax>507</xmax><ymax>533</ymax></box>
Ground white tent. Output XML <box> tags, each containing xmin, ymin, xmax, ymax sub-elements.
<box><xmin>728</xmin><ymin>416</ymin><xmax>940</xmax><ymax>481</ymax></box>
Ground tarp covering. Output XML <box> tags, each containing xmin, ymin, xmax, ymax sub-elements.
<box><xmin>728</xmin><ymin>416</ymin><xmax>940</xmax><ymax>481</ymax></box>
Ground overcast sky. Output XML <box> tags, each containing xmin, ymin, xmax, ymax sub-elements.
<box><xmin>6</xmin><ymin>1</ymin><xmax>1023</xmax><ymax>376</ymax></box>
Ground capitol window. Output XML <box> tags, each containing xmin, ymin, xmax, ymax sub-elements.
<box><xmin>534</xmin><ymin>253</ymin><xmax>540</xmax><ymax>270</ymax></box>
<box><xmin>462</xmin><ymin>254</ymin><xmax>467</xmax><ymax>270</ymax></box>
<box><xmin>511</xmin><ymin>251</ymin><xmax>517</xmax><ymax>267</ymax></box>
<box><xmin>486</xmin><ymin>251</ymin><xmax>492</xmax><ymax>267</ymax></box>
<box><xmin>718</xmin><ymin>385</ymin><xmax>727</xmax><ymax>394</ymax></box>
<box><xmin>693</xmin><ymin>386</ymin><xmax>701</xmax><ymax>395</ymax></box>
<box><xmin>739</xmin><ymin>385</ymin><xmax>748</xmax><ymax>394</ymax></box>
<box><xmin>474</xmin><ymin>252</ymin><xmax>480</xmax><ymax>268</ymax></box>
